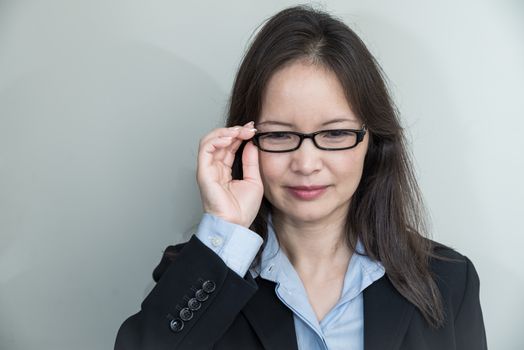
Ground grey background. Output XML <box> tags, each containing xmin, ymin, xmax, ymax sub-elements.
<box><xmin>1</xmin><ymin>0</ymin><xmax>523</xmax><ymax>349</ymax></box>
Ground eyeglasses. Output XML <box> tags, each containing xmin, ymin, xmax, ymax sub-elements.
<box><xmin>252</xmin><ymin>125</ymin><xmax>367</xmax><ymax>153</ymax></box>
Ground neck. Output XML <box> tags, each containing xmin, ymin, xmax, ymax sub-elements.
<box><xmin>272</xmin><ymin>210</ymin><xmax>352</xmax><ymax>280</ymax></box>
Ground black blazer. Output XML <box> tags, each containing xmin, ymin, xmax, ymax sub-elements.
<box><xmin>115</xmin><ymin>235</ymin><xmax>487</xmax><ymax>350</ymax></box>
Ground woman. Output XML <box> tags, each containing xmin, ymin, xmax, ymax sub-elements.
<box><xmin>115</xmin><ymin>5</ymin><xmax>487</xmax><ymax>350</ymax></box>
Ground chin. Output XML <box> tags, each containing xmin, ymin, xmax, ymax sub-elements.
<box><xmin>280</xmin><ymin>207</ymin><xmax>330</xmax><ymax>224</ymax></box>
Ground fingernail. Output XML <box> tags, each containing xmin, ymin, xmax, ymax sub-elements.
<box><xmin>244</xmin><ymin>121</ymin><xmax>255</xmax><ymax>126</ymax></box>
<box><xmin>248</xmin><ymin>128</ymin><xmax>257</xmax><ymax>132</ymax></box>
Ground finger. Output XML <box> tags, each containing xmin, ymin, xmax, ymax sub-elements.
<box><xmin>197</xmin><ymin>123</ymin><xmax>256</xmax><ymax>171</ymax></box>
<box><xmin>204</xmin><ymin>136</ymin><xmax>236</xmax><ymax>154</ymax></box>
<box><xmin>200</xmin><ymin>121</ymin><xmax>254</xmax><ymax>144</ymax></box>
<box><xmin>201</xmin><ymin>129</ymin><xmax>253</xmax><ymax>155</ymax></box>
<box><xmin>221</xmin><ymin>125</ymin><xmax>257</xmax><ymax>164</ymax></box>
<box><xmin>205</xmin><ymin>136</ymin><xmax>248</xmax><ymax>168</ymax></box>
<box><xmin>241</xmin><ymin>140</ymin><xmax>261</xmax><ymax>184</ymax></box>
<box><xmin>200</xmin><ymin>128</ymin><xmax>240</xmax><ymax>146</ymax></box>
<box><xmin>198</xmin><ymin>136</ymin><xmax>235</xmax><ymax>169</ymax></box>
<box><xmin>222</xmin><ymin>138</ymin><xmax>243</xmax><ymax>168</ymax></box>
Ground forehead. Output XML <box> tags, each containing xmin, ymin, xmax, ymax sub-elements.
<box><xmin>258</xmin><ymin>60</ymin><xmax>359</xmax><ymax>128</ymax></box>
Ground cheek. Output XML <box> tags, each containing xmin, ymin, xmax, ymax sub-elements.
<box><xmin>331</xmin><ymin>151</ymin><xmax>367</xmax><ymax>181</ymax></box>
<box><xmin>258</xmin><ymin>153</ymin><xmax>284</xmax><ymax>185</ymax></box>
<box><xmin>258</xmin><ymin>154</ymin><xmax>291</xmax><ymax>202</ymax></box>
<box><xmin>342</xmin><ymin>138</ymin><xmax>368</xmax><ymax>173</ymax></box>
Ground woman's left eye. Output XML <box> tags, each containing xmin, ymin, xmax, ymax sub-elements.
<box><xmin>324</xmin><ymin>130</ymin><xmax>350</xmax><ymax>138</ymax></box>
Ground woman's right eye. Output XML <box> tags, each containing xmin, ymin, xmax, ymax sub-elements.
<box><xmin>265</xmin><ymin>132</ymin><xmax>291</xmax><ymax>139</ymax></box>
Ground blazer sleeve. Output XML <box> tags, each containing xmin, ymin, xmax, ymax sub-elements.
<box><xmin>115</xmin><ymin>235</ymin><xmax>259</xmax><ymax>350</ymax></box>
<box><xmin>453</xmin><ymin>256</ymin><xmax>487</xmax><ymax>349</ymax></box>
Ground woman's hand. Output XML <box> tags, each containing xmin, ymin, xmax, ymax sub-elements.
<box><xmin>196</xmin><ymin>121</ymin><xmax>264</xmax><ymax>228</ymax></box>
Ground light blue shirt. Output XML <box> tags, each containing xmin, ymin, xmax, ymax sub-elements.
<box><xmin>196</xmin><ymin>213</ymin><xmax>385</xmax><ymax>350</ymax></box>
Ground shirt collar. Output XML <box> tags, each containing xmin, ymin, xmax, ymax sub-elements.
<box><xmin>249</xmin><ymin>213</ymin><xmax>385</xmax><ymax>299</ymax></box>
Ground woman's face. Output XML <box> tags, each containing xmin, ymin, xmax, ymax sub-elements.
<box><xmin>256</xmin><ymin>60</ymin><xmax>369</xmax><ymax>226</ymax></box>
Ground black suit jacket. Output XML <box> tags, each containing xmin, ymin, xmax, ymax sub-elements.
<box><xmin>115</xmin><ymin>235</ymin><xmax>487</xmax><ymax>349</ymax></box>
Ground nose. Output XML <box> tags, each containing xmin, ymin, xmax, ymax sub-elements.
<box><xmin>289</xmin><ymin>137</ymin><xmax>323</xmax><ymax>175</ymax></box>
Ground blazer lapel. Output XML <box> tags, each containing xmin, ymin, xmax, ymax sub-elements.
<box><xmin>242</xmin><ymin>277</ymin><xmax>298</xmax><ymax>350</ymax></box>
<box><xmin>242</xmin><ymin>274</ymin><xmax>413</xmax><ymax>350</ymax></box>
<box><xmin>364</xmin><ymin>275</ymin><xmax>415</xmax><ymax>350</ymax></box>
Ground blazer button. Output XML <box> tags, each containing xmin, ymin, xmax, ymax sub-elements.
<box><xmin>170</xmin><ymin>318</ymin><xmax>184</xmax><ymax>332</ymax></box>
<box><xmin>188</xmin><ymin>298</ymin><xmax>201</xmax><ymax>311</ymax></box>
<box><xmin>202</xmin><ymin>280</ymin><xmax>216</xmax><ymax>293</ymax></box>
<box><xmin>180</xmin><ymin>307</ymin><xmax>193</xmax><ymax>321</ymax></box>
<box><xmin>195</xmin><ymin>289</ymin><xmax>209</xmax><ymax>301</ymax></box>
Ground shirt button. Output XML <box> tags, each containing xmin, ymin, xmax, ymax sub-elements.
<box><xmin>169</xmin><ymin>318</ymin><xmax>184</xmax><ymax>332</ymax></box>
<box><xmin>210</xmin><ymin>236</ymin><xmax>223</xmax><ymax>247</ymax></box>
<box><xmin>202</xmin><ymin>280</ymin><xmax>216</xmax><ymax>293</ymax></box>
<box><xmin>180</xmin><ymin>308</ymin><xmax>193</xmax><ymax>321</ymax></box>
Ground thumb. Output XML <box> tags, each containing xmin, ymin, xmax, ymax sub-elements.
<box><xmin>242</xmin><ymin>141</ymin><xmax>261</xmax><ymax>183</ymax></box>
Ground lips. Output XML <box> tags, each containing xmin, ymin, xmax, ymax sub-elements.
<box><xmin>286</xmin><ymin>185</ymin><xmax>328</xmax><ymax>200</ymax></box>
<box><xmin>287</xmin><ymin>185</ymin><xmax>328</xmax><ymax>191</ymax></box>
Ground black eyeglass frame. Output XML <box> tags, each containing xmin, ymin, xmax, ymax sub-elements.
<box><xmin>251</xmin><ymin>125</ymin><xmax>367</xmax><ymax>153</ymax></box>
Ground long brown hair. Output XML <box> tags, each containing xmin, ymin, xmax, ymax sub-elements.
<box><xmin>225</xmin><ymin>5</ymin><xmax>445</xmax><ymax>328</ymax></box>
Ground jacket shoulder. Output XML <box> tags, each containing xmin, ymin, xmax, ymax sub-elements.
<box><xmin>429</xmin><ymin>240</ymin><xmax>471</xmax><ymax>279</ymax></box>
<box><xmin>427</xmin><ymin>241</ymin><xmax>481</xmax><ymax>319</ymax></box>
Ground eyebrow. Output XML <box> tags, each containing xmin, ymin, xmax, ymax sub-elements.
<box><xmin>257</xmin><ymin>118</ymin><xmax>357</xmax><ymax>127</ymax></box>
